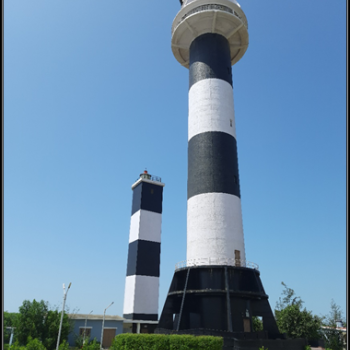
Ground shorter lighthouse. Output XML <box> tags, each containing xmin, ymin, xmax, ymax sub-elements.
<box><xmin>123</xmin><ymin>171</ymin><xmax>165</xmax><ymax>321</ymax></box>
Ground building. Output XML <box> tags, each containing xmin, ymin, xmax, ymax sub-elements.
<box><xmin>67</xmin><ymin>314</ymin><xmax>123</xmax><ymax>348</ymax></box>
<box><xmin>67</xmin><ymin>314</ymin><xmax>160</xmax><ymax>348</ymax></box>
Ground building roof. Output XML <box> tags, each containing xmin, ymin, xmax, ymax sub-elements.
<box><xmin>68</xmin><ymin>314</ymin><xmax>124</xmax><ymax>321</ymax></box>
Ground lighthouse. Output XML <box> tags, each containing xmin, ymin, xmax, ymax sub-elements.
<box><xmin>170</xmin><ymin>0</ymin><xmax>250</xmax><ymax>269</ymax></box>
<box><xmin>156</xmin><ymin>0</ymin><xmax>289</xmax><ymax>345</ymax></box>
<box><xmin>123</xmin><ymin>171</ymin><xmax>165</xmax><ymax>323</ymax></box>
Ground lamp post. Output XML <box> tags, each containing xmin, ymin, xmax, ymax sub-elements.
<box><xmin>100</xmin><ymin>302</ymin><xmax>114</xmax><ymax>350</ymax></box>
<box><xmin>9</xmin><ymin>327</ymin><xmax>15</xmax><ymax>348</ymax></box>
<box><xmin>83</xmin><ymin>310</ymin><xmax>93</xmax><ymax>344</ymax></box>
<box><xmin>56</xmin><ymin>282</ymin><xmax>71</xmax><ymax>350</ymax></box>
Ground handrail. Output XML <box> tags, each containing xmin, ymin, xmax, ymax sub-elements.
<box><xmin>175</xmin><ymin>258</ymin><xmax>259</xmax><ymax>271</ymax></box>
<box><xmin>136</xmin><ymin>174</ymin><xmax>162</xmax><ymax>183</ymax></box>
<box><xmin>172</xmin><ymin>3</ymin><xmax>248</xmax><ymax>35</ymax></box>
<box><xmin>151</xmin><ymin>175</ymin><xmax>162</xmax><ymax>182</ymax></box>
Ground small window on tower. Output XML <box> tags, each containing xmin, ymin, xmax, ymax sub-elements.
<box><xmin>150</xmin><ymin>188</ymin><xmax>154</xmax><ymax>194</ymax></box>
<box><xmin>230</xmin><ymin>119</ymin><xmax>232</xmax><ymax>127</ymax></box>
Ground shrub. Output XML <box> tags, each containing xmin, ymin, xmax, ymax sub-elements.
<box><xmin>82</xmin><ymin>338</ymin><xmax>100</xmax><ymax>350</ymax></box>
<box><xmin>114</xmin><ymin>334</ymin><xmax>168</xmax><ymax>350</ymax></box>
<box><xmin>26</xmin><ymin>337</ymin><xmax>47</xmax><ymax>350</ymax></box>
<box><xmin>194</xmin><ymin>335</ymin><xmax>223</xmax><ymax>350</ymax></box>
<box><xmin>322</xmin><ymin>328</ymin><xmax>344</xmax><ymax>350</ymax></box>
<box><xmin>110</xmin><ymin>333</ymin><xmax>222</xmax><ymax>350</ymax></box>
<box><xmin>169</xmin><ymin>335</ymin><xmax>197</xmax><ymax>350</ymax></box>
<box><xmin>58</xmin><ymin>340</ymin><xmax>70</xmax><ymax>350</ymax></box>
<box><xmin>110</xmin><ymin>334</ymin><xmax>126</xmax><ymax>350</ymax></box>
<box><xmin>304</xmin><ymin>346</ymin><xmax>312</xmax><ymax>350</ymax></box>
<box><xmin>7</xmin><ymin>341</ymin><xmax>26</xmax><ymax>350</ymax></box>
<box><xmin>74</xmin><ymin>334</ymin><xmax>84</xmax><ymax>348</ymax></box>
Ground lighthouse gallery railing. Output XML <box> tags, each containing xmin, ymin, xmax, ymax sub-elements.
<box><xmin>175</xmin><ymin>258</ymin><xmax>259</xmax><ymax>271</ymax></box>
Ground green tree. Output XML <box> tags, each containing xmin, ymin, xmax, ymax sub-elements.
<box><xmin>7</xmin><ymin>340</ymin><xmax>26</xmax><ymax>350</ymax></box>
<box><xmin>276</xmin><ymin>304</ymin><xmax>321</xmax><ymax>339</ymax></box>
<box><xmin>3</xmin><ymin>311</ymin><xmax>19</xmax><ymax>343</ymax></box>
<box><xmin>252</xmin><ymin>316</ymin><xmax>263</xmax><ymax>332</ymax></box>
<box><xmin>275</xmin><ymin>282</ymin><xmax>303</xmax><ymax>311</ymax></box>
<box><xmin>58</xmin><ymin>340</ymin><xmax>70</xmax><ymax>350</ymax></box>
<box><xmin>321</xmin><ymin>300</ymin><xmax>346</xmax><ymax>350</ymax></box>
<box><xmin>26</xmin><ymin>337</ymin><xmax>47</xmax><ymax>350</ymax></box>
<box><xmin>14</xmin><ymin>299</ymin><xmax>73</xmax><ymax>349</ymax></box>
<box><xmin>15</xmin><ymin>300</ymin><xmax>49</xmax><ymax>345</ymax></box>
<box><xmin>323</xmin><ymin>299</ymin><xmax>345</xmax><ymax>328</ymax></box>
<box><xmin>274</xmin><ymin>282</ymin><xmax>321</xmax><ymax>340</ymax></box>
<box><xmin>42</xmin><ymin>309</ymin><xmax>72</xmax><ymax>350</ymax></box>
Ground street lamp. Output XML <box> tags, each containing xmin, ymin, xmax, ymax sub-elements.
<box><xmin>100</xmin><ymin>302</ymin><xmax>114</xmax><ymax>350</ymax></box>
<box><xmin>56</xmin><ymin>282</ymin><xmax>72</xmax><ymax>350</ymax></box>
<box><xmin>9</xmin><ymin>327</ymin><xmax>15</xmax><ymax>348</ymax></box>
<box><xmin>83</xmin><ymin>310</ymin><xmax>93</xmax><ymax>344</ymax></box>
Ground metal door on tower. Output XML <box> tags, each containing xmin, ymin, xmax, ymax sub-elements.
<box><xmin>243</xmin><ymin>318</ymin><xmax>251</xmax><ymax>332</ymax></box>
<box><xmin>235</xmin><ymin>250</ymin><xmax>241</xmax><ymax>266</ymax></box>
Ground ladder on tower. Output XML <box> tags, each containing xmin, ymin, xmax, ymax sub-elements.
<box><xmin>176</xmin><ymin>267</ymin><xmax>191</xmax><ymax>331</ymax></box>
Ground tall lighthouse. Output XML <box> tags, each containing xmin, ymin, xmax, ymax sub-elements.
<box><xmin>156</xmin><ymin>0</ymin><xmax>286</xmax><ymax>345</ymax></box>
<box><xmin>172</xmin><ymin>0</ymin><xmax>249</xmax><ymax>268</ymax></box>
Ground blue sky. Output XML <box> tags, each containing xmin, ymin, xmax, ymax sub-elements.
<box><xmin>4</xmin><ymin>0</ymin><xmax>346</xmax><ymax>322</ymax></box>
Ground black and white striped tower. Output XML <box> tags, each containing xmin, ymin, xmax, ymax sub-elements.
<box><xmin>186</xmin><ymin>21</ymin><xmax>245</xmax><ymax>268</ymax></box>
<box><xmin>172</xmin><ymin>0</ymin><xmax>249</xmax><ymax>267</ymax></box>
<box><xmin>157</xmin><ymin>0</ymin><xmax>285</xmax><ymax>344</ymax></box>
<box><xmin>174</xmin><ymin>0</ymin><xmax>249</xmax><ymax>275</ymax></box>
<box><xmin>123</xmin><ymin>171</ymin><xmax>164</xmax><ymax>321</ymax></box>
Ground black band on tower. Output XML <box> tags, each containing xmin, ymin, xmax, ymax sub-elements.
<box><xmin>189</xmin><ymin>33</ymin><xmax>233</xmax><ymax>89</ymax></box>
<box><xmin>123</xmin><ymin>313</ymin><xmax>158</xmax><ymax>321</ymax></box>
<box><xmin>131</xmin><ymin>182</ymin><xmax>163</xmax><ymax>215</ymax></box>
<box><xmin>188</xmin><ymin>131</ymin><xmax>240</xmax><ymax>199</ymax></box>
<box><xmin>126</xmin><ymin>240</ymin><xmax>161</xmax><ymax>277</ymax></box>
